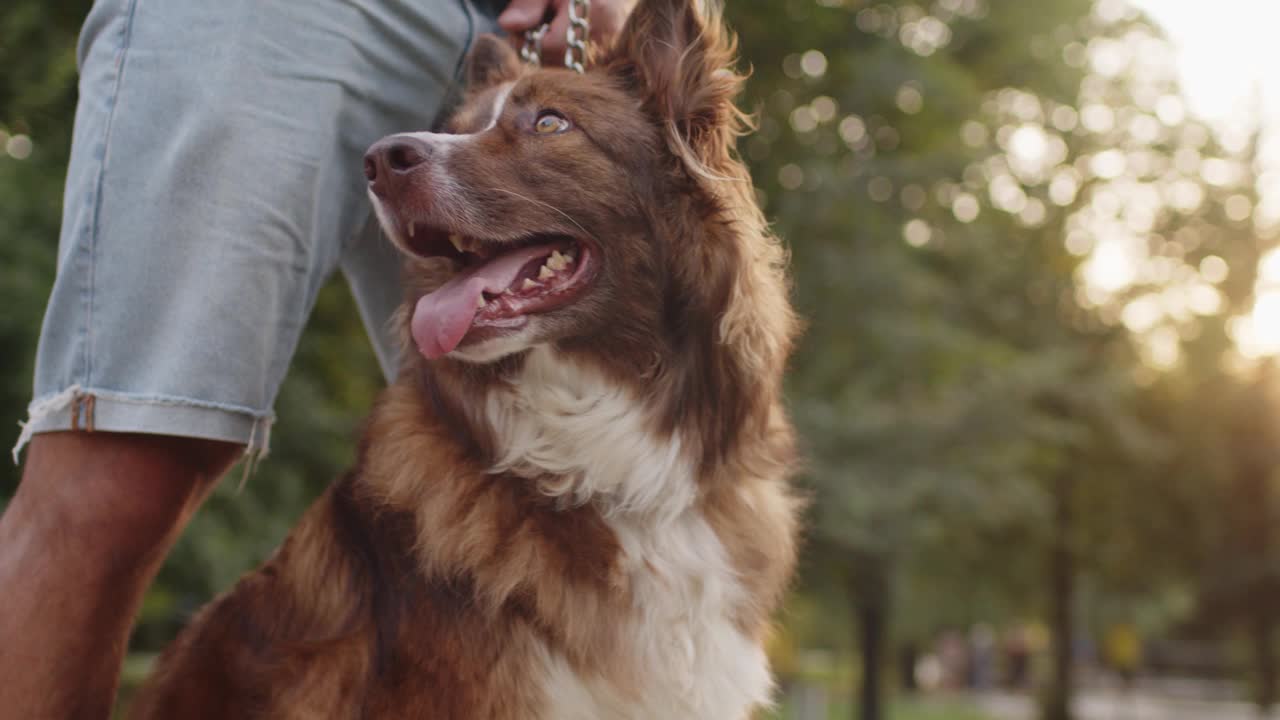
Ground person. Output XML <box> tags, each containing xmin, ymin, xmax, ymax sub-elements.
<box><xmin>1104</xmin><ymin>622</ymin><xmax>1141</xmax><ymax>691</ymax></box>
<box><xmin>0</xmin><ymin>0</ymin><xmax>633</xmax><ymax>716</ymax></box>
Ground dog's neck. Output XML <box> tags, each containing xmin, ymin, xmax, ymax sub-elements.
<box><xmin>419</xmin><ymin>346</ymin><xmax>699</xmax><ymax>521</ymax></box>
<box><xmin>488</xmin><ymin>347</ymin><xmax>698</xmax><ymax>520</ymax></box>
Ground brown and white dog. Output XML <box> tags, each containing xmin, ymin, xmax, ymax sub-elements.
<box><xmin>131</xmin><ymin>0</ymin><xmax>800</xmax><ymax>717</ymax></box>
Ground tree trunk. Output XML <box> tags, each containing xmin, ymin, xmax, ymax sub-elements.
<box><xmin>1250</xmin><ymin>610</ymin><xmax>1276</xmax><ymax>715</ymax></box>
<box><xmin>1044</xmin><ymin>472</ymin><xmax>1074</xmax><ymax>720</ymax></box>
<box><xmin>851</xmin><ymin>559</ymin><xmax>890</xmax><ymax>720</ymax></box>
<box><xmin>857</xmin><ymin>599</ymin><xmax>886</xmax><ymax>720</ymax></box>
<box><xmin>899</xmin><ymin>641</ymin><xmax>919</xmax><ymax>693</ymax></box>
<box><xmin>1240</xmin><ymin>460</ymin><xmax>1276</xmax><ymax>714</ymax></box>
<box><xmin>1233</xmin><ymin>372</ymin><xmax>1277</xmax><ymax>716</ymax></box>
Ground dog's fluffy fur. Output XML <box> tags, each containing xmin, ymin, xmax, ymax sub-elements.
<box><xmin>131</xmin><ymin>1</ymin><xmax>800</xmax><ymax>717</ymax></box>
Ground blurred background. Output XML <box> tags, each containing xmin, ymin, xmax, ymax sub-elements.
<box><xmin>3</xmin><ymin>0</ymin><xmax>1280</xmax><ymax>718</ymax></box>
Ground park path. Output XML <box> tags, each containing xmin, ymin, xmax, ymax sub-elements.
<box><xmin>977</xmin><ymin>690</ymin><xmax>1280</xmax><ymax>720</ymax></box>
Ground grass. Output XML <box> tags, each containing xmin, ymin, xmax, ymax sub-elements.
<box><xmin>890</xmin><ymin>697</ymin><xmax>995</xmax><ymax>720</ymax></box>
<box><xmin>766</xmin><ymin>695</ymin><xmax>995</xmax><ymax>720</ymax></box>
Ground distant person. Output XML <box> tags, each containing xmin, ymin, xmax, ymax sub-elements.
<box><xmin>938</xmin><ymin>629</ymin><xmax>971</xmax><ymax>689</ymax></box>
<box><xmin>969</xmin><ymin>623</ymin><xmax>997</xmax><ymax>690</ymax></box>
<box><xmin>1105</xmin><ymin>622</ymin><xmax>1142</xmax><ymax>690</ymax></box>
<box><xmin>0</xmin><ymin>0</ymin><xmax>634</xmax><ymax>716</ymax></box>
<box><xmin>1005</xmin><ymin>626</ymin><xmax>1032</xmax><ymax>689</ymax></box>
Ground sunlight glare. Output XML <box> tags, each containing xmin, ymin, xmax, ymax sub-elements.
<box><xmin>1259</xmin><ymin>249</ymin><xmax>1280</xmax><ymax>285</ymax></box>
<box><xmin>1131</xmin><ymin>0</ymin><xmax>1280</xmax><ymax>125</ymax></box>
<box><xmin>1237</xmin><ymin>291</ymin><xmax>1280</xmax><ymax>358</ymax></box>
<box><xmin>1082</xmin><ymin>238</ymin><xmax>1137</xmax><ymax>293</ymax></box>
<box><xmin>1121</xmin><ymin>1</ymin><xmax>1280</xmax><ymax>359</ymax></box>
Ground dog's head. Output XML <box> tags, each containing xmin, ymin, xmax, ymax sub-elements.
<box><xmin>365</xmin><ymin>0</ymin><xmax>794</xmax><ymax>409</ymax></box>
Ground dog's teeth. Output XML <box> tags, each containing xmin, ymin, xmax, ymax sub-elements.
<box><xmin>475</xmin><ymin>295</ymin><xmax>486</xmax><ymax>309</ymax></box>
<box><xmin>502</xmin><ymin>288</ymin><xmax>514</xmax><ymax>295</ymax></box>
<box><xmin>408</xmin><ymin>222</ymin><xmax>416</xmax><ymax>238</ymax></box>
<box><xmin>450</xmin><ymin>234</ymin><xmax>465</xmax><ymax>252</ymax></box>
<box><xmin>547</xmin><ymin>251</ymin><xmax>568</xmax><ymax>271</ymax></box>
<box><xmin>538</xmin><ymin>265</ymin><xmax>555</xmax><ymax>280</ymax></box>
<box><xmin>521</xmin><ymin>279</ymin><xmax>541</xmax><ymax>290</ymax></box>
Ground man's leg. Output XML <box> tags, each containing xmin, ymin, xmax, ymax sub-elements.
<box><xmin>0</xmin><ymin>1</ymin><xmax>498</xmax><ymax>716</ymax></box>
<box><xmin>0</xmin><ymin>432</ymin><xmax>239</xmax><ymax>719</ymax></box>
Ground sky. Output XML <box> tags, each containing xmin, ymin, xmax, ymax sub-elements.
<box><xmin>1122</xmin><ymin>0</ymin><xmax>1280</xmax><ymax>358</ymax></box>
<box><xmin>1131</xmin><ymin>0</ymin><xmax>1280</xmax><ymax>127</ymax></box>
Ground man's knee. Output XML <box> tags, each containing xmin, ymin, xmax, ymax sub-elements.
<box><xmin>6</xmin><ymin>431</ymin><xmax>242</xmax><ymax>568</ymax></box>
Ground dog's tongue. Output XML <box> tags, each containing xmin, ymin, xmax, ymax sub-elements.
<box><xmin>411</xmin><ymin>243</ymin><xmax>556</xmax><ymax>359</ymax></box>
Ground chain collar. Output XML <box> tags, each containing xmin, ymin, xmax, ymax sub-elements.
<box><xmin>520</xmin><ymin>0</ymin><xmax>591</xmax><ymax>74</ymax></box>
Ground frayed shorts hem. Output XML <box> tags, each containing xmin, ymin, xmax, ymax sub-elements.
<box><xmin>11</xmin><ymin>385</ymin><xmax>274</xmax><ymax>463</ymax></box>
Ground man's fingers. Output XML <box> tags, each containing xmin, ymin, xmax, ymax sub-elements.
<box><xmin>497</xmin><ymin>0</ymin><xmax>556</xmax><ymax>34</ymax></box>
<box><xmin>498</xmin><ymin>0</ymin><xmax>637</xmax><ymax>68</ymax></box>
<box><xmin>590</xmin><ymin>0</ymin><xmax>636</xmax><ymax>41</ymax></box>
<box><xmin>538</xmin><ymin>1</ymin><xmax>573</xmax><ymax>62</ymax></box>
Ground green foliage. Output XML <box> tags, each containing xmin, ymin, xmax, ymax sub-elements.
<box><xmin>0</xmin><ymin>0</ymin><xmax>83</xmax><ymax>491</ymax></box>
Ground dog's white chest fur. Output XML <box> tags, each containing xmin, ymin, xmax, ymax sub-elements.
<box><xmin>538</xmin><ymin>513</ymin><xmax>772</xmax><ymax>720</ymax></box>
<box><xmin>484</xmin><ymin>348</ymin><xmax>772</xmax><ymax>719</ymax></box>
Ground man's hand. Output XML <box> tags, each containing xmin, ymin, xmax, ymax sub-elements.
<box><xmin>498</xmin><ymin>0</ymin><xmax>636</xmax><ymax>66</ymax></box>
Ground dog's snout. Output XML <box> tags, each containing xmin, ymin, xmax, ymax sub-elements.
<box><xmin>364</xmin><ymin>136</ymin><xmax>433</xmax><ymax>197</ymax></box>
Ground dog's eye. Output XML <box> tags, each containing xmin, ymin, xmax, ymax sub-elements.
<box><xmin>534</xmin><ymin>111</ymin><xmax>570</xmax><ymax>134</ymax></box>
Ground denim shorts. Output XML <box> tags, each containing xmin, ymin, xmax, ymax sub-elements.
<box><xmin>13</xmin><ymin>0</ymin><xmax>502</xmax><ymax>460</ymax></box>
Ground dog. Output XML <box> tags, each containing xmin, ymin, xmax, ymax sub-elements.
<box><xmin>130</xmin><ymin>0</ymin><xmax>800</xmax><ymax>716</ymax></box>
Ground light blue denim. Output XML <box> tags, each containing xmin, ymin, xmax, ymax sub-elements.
<box><xmin>15</xmin><ymin>0</ymin><xmax>503</xmax><ymax>459</ymax></box>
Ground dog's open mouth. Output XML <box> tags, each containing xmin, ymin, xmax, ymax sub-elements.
<box><xmin>403</xmin><ymin>223</ymin><xmax>595</xmax><ymax>359</ymax></box>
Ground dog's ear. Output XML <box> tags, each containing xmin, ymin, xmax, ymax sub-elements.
<box><xmin>604</xmin><ymin>0</ymin><xmax>746</xmax><ymax>179</ymax></box>
<box><xmin>466</xmin><ymin>34</ymin><xmax>522</xmax><ymax>90</ymax></box>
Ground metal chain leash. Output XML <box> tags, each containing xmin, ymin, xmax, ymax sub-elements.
<box><xmin>564</xmin><ymin>0</ymin><xmax>590</xmax><ymax>74</ymax></box>
<box><xmin>520</xmin><ymin>21</ymin><xmax>548</xmax><ymax>66</ymax></box>
<box><xmin>520</xmin><ymin>0</ymin><xmax>590</xmax><ymax>74</ymax></box>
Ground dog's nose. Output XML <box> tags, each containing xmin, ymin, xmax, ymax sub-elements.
<box><xmin>364</xmin><ymin>136</ymin><xmax>433</xmax><ymax>197</ymax></box>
